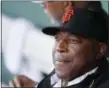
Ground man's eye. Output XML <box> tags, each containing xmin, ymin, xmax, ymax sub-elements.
<box><xmin>55</xmin><ymin>36</ymin><xmax>60</xmax><ymax>41</ymax></box>
<box><xmin>68</xmin><ymin>39</ymin><xmax>81</xmax><ymax>44</ymax></box>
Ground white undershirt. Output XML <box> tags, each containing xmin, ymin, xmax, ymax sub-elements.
<box><xmin>51</xmin><ymin>67</ymin><xmax>98</xmax><ymax>87</ymax></box>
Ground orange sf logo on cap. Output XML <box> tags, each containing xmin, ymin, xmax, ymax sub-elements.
<box><xmin>62</xmin><ymin>10</ymin><xmax>74</xmax><ymax>24</ymax></box>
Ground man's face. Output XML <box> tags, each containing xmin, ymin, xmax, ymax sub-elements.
<box><xmin>41</xmin><ymin>1</ymin><xmax>65</xmax><ymax>23</ymax></box>
<box><xmin>52</xmin><ymin>31</ymin><xmax>98</xmax><ymax>80</ymax></box>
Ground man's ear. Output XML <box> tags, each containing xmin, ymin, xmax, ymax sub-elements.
<box><xmin>96</xmin><ymin>43</ymin><xmax>107</xmax><ymax>59</ymax></box>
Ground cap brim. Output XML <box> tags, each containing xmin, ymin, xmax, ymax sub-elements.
<box><xmin>42</xmin><ymin>26</ymin><xmax>85</xmax><ymax>36</ymax></box>
<box><xmin>42</xmin><ymin>27</ymin><xmax>62</xmax><ymax>36</ymax></box>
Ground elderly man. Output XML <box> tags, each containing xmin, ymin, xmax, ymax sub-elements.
<box><xmin>10</xmin><ymin>8</ymin><xmax>108</xmax><ymax>88</ymax></box>
<box><xmin>35</xmin><ymin>8</ymin><xmax>109</xmax><ymax>88</ymax></box>
<box><xmin>9</xmin><ymin>1</ymin><xmax>108</xmax><ymax>87</ymax></box>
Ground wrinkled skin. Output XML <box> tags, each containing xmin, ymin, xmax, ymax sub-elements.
<box><xmin>52</xmin><ymin>31</ymin><xmax>99</xmax><ymax>80</ymax></box>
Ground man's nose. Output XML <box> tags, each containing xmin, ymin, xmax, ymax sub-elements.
<box><xmin>56</xmin><ymin>40</ymin><xmax>68</xmax><ymax>53</ymax></box>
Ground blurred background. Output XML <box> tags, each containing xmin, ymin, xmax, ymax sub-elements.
<box><xmin>1</xmin><ymin>1</ymin><xmax>108</xmax><ymax>87</ymax></box>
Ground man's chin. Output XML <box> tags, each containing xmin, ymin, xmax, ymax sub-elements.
<box><xmin>55</xmin><ymin>71</ymin><xmax>69</xmax><ymax>80</ymax></box>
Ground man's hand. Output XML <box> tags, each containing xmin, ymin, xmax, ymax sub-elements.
<box><xmin>9</xmin><ymin>75</ymin><xmax>38</xmax><ymax>87</ymax></box>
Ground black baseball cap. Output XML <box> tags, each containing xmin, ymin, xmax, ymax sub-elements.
<box><xmin>42</xmin><ymin>8</ymin><xmax>108</xmax><ymax>43</ymax></box>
